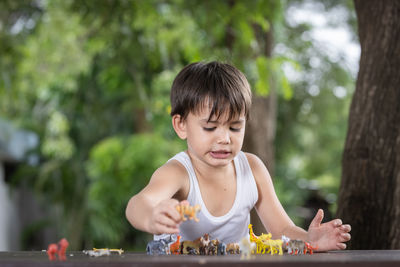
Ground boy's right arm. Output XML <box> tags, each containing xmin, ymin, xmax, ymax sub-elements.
<box><xmin>125</xmin><ymin>160</ymin><xmax>189</xmax><ymax>235</ymax></box>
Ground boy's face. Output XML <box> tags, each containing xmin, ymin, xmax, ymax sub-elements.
<box><xmin>173</xmin><ymin>105</ymin><xmax>246</xmax><ymax>168</ymax></box>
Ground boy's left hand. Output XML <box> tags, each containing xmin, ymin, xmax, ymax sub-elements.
<box><xmin>307</xmin><ymin>209</ymin><xmax>351</xmax><ymax>251</ymax></box>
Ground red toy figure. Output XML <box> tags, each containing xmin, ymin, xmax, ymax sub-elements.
<box><xmin>58</xmin><ymin>238</ymin><xmax>69</xmax><ymax>261</ymax></box>
<box><xmin>47</xmin><ymin>244</ymin><xmax>58</xmax><ymax>261</ymax></box>
<box><xmin>47</xmin><ymin>238</ymin><xmax>69</xmax><ymax>261</ymax></box>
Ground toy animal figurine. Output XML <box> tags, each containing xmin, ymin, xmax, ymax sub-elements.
<box><xmin>226</xmin><ymin>243</ymin><xmax>240</xmax><ymax>254</ymax></box>
<box><xmin>281</xmin><ymin>235</ymin><xmax>292</xmax><ymax>253</ymax></box>
<box><xmin>176</xmin><ymin>203</ymin><xmax>201</xmax><ymax>222</ymax></box>
<box><xmin>84</xmin><ymin>248</ymin><xmax>124</xmax><ymax>257</ymax></box>
<box><xmin>169</xmin><ymin>235</ymin><xmax>181</xmax><ymax>255</ymax></box>
<box><xmin>93</xmin><ymin>248</ymin><xmax>124</xmax><ymax>255</ymax></box>
<box><xmin>47</xmin><ymin>244</ymin><xmax>58</xmax><ymax>261</ymax></box>
<box><xmin>83</xmin><ymin>249</ymin><xmax>110</xmax><ymax>257</ymax></box>
<box><xmin>57</xmin><ymin>238</ymin><xmax>69</xmax><ymax>261</ymax></box>
<box><xmin>261</xmin><ymin>238</ymin><xmax>283</xmax><ymax>255</ymax></box>
<box><xmin>217</xmin><ymin>242</ymin><xmax>227</xmax><ymax>255</ymax></box>
<box><xmin>146</xmin><ymin>239</ymin><xmax>169</xmax><ymax>255</ymax></box>
<box><xmin>281</xmin><ymin>235</ymin><xmax>290</xmax><ymax>246</ymax></box>
<box><xmin>281</xmin><ymin>236</ymin><xmax>317</xmax><ymax>255</ymax></box>
<box><xmin>206</xmin><ymin>239</ymin><xmax>219</xmax><ymax>255</ymax></box>
<box><xmin>164</xmin><ymin>234</ymin><xmax>178</xmax><ymax>254</ymax></box>
<box><xmin>304</xmin><ymin>242</ymin><xmax>317</xmax><ymax>254</ymax></box>
<box><xmin>199</xmin><ymin>234</ymin><xmax>210</xmax><ymax>255</ymax></box>
<box><xmin>286</xmin><ymin>239</ymin><xmax>306</xmax><ymax>255</ymax></box>
<box><xmin>248</xmin><ymin>224</ymin><xmax>261</xmax><ymax>253</ymax></box>
<box><xmin>248</xmin><ymin>224</ymin><xmax>273</xmax><ymax>254</ymax></box>
<box><xmin>47</xmin><ymin>238</ymin><xmax>69</xmax><ymax>261</ymax></box>
<box><xmin>239</xmin><ymin>237</ymin><xmax>256</xmax><ymax>260</ymax></box>
<box><xmin>180</xmin><ymin>240</ymin><xmax>201</xmax><ymax>255</ymax></box>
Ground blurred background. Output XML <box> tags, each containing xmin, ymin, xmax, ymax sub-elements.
<box><xmin>0</xmin><ymin>0</ymin><xmax>358</xmax><ymax>251</ymax></box>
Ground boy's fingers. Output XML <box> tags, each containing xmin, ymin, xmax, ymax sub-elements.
<box><xmin>309</xmin><ymin>209</ymin><xmax>324</xmax><ymax>228</ymax></box>
<box><xmin>336</xmin><ymin>243</ymin><xmax>346</xmax><ymax>250</ymax></box>
<box><xmin>158</xmin><ymin>199</ymin><xmax>182</xmax><ymax>222</ymax></box>
<box><xmin>168</xmin><ymin>209</ymin><xmax>183</xmax><ymax>223</ymax></box>
<box><xmin>340</xmin><ymin>224</ymin><xmax>351</xmax><ymax>232</ymax></box>
<box><xmin>155</xmin><ymin>223</ymin><xmax>180</xmax><ymax>235</ymax></box>
<box><xmin>180</xmin><ymin>200</ymin><xmax>190</xmax><ymax>206</ymax></box>
<box><xmin>340</xmin><ymin>233</ymin><xmax>351</xmax><ymax>242</ymax></box>
<box><xmin>333</xmin><ymin>219</ymin><xmax>343</xmax><ymax>227</ymax></box>
<box><xmin>157</xmin><ymin>213</ymin><xmax>180</xmax><ymax>228</ymax></box>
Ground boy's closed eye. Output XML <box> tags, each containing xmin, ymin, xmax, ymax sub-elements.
<box><xmin>203</xmin><ymin>127</ymin><xmax>216</xmax><ymax>131</ymax></box>
<box><xmin>229</xmin><ymin>127</ymin><xmax>241</xmax><ymax>132</ymax></box>
<box><xmin>202</xmin><ymin>127</ymin><xmax>242</xmax><ymax>132</ymax></box>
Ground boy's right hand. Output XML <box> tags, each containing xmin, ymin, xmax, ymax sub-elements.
<box><xmin>149</xmin><ymin>199</ymin><xmax>189</xmax><ymax>235</ymax></box>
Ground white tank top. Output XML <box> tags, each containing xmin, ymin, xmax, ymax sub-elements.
<box><xmin>155</xmin><ymin>151</ymin><xmax>258</xmax><ymax>243</ymax></box>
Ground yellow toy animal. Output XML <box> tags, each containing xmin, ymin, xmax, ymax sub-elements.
<box><xmin>248</xmin><ymin>224</ymin><xmax>283</xmax><ymax>255</ymax></box>
<box><xmin>176</xmin><ymin>203</ymin><xmax>201</xmax><ymax>222</ymax></box>
<box><xmin>248</xmin><ymin>224</ymin><xmax>271</xmax><ymax>254</ymax></box>
<box><xmin>262</xmin><ymin>238</ymin><xmax>283</xmax><ymax>255</ymax></box>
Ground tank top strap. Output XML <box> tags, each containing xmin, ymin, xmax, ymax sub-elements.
<box><xmin>167</xmin><ymin>152</ymin><xmax>197</xmax><ymax>203</ymax></box>
<box><xmin>235</xmin><ymin>151</ymin><xmax>259</xmax><ymax>207</ymax></box>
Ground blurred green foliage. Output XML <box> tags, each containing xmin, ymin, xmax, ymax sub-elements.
<box><xmin>86</xmin><ymin>133</ymin><xmax>184</xmax><ymax>249</ymax></box>
<box><xmin>0</xmin><ymin>0</ymin><xmax>356</xmax><ymax>250</ymax></box>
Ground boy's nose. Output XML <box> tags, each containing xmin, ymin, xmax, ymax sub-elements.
<box><xmin>217</xmin><ymin>130</ymin><xmax>231</xmax><ymax>144</ymax></box>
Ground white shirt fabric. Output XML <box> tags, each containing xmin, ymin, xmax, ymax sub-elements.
<box><xmin>154</xmin><ymin>151</ymin><xmax>258</xmax><ymax>243</ymax></box>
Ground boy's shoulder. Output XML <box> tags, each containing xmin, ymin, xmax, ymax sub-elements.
<box><xmin>243</xmin><ymin>152</ymin><xmax>269</xmax><ymax>179</ymax></box>
<box><xmin>153</xmin><ymin>158</ymin><xmax>188</xmax><ymax>179</ymax></box>
<box><xmin>151</xmin><ymin>158</ymin><xmax>189</xmax><ymax>200</ymax></box>
<box><xmin>243</xmin><ymin>152</ymin><xmax>263</xmax><ymax>167</ymax></box>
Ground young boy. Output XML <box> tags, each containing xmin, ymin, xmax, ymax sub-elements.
<box><xmin>126</xmin><ymin>61</ymin><xmax>351</xmax><ymax>251</ymax></box>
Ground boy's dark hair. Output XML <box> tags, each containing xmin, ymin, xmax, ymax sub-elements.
<box><xmin>170</xmin><ymin>61</ymin><xmax>252</xmax><ymax>121</ymax></box>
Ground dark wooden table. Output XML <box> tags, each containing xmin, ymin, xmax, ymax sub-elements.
<box><xmin>1</xmin><ymin>250</ymin><xmax>400</xmax><ymax>267</ymax></box>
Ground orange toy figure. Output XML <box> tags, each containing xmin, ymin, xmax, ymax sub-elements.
<box><xmin>304</xmin><ymin>242</ymin><xmax>317</xmax><ymax>254</ymax></box>
<box><xmin>47</xmin><ymin>244</ymin><xmax>58</xmax><ymax>261</ymax></box>
<box><xmin>169</xmin><ymin>235</ymin><xmax>181</xmax><ymax>255</ymax></box>
<box><xmin>58</xmin><ymin>238</ymin><xmax>69</xmax><ymax>261</ymax></box>
<box><xmin>176</xmin><ymin>203</ymin><xmax>201</xmax><ymax>222</ymax></box>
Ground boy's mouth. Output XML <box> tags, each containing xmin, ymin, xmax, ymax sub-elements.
<box><xmin>210</xmin><ymin>150</ymin><xmax>231</xmax><ymax>159</ymax></box>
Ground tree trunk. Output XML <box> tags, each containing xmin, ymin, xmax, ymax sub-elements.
<box><xmin>244</xmin><ymin>94</ymin><xmax>277</xmax><ymax>173</ymax></box>
<box><xmin>336</xmin><ymin>0</ymin><xmax>400</xmax><ymax>249</ymax></box>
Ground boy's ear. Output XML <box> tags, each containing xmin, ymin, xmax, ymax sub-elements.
<box><xmin>172</xmin><ymin>114</ymin><xmax>187</xmax><ymax>140</ymax></box>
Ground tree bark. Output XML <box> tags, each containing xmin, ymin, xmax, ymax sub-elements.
<box><xmin>244</xmin><ymin>92</ymin><xmax>277</xmax><ymax>173</ymax></box>
<box><xmin>336</xmin><ymin>0</ymin><xmax>400</xmax><ymax>249</ymax></box>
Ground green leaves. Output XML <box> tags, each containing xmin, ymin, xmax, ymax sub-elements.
<box><xmin>42</xmin><ymin>111</ymin><xmax>75</xmax><ymax>160</ymax></box>
<box><xmin>255</xmin><ymin>56</ymin><xmax>270</xmax><ymax>96</ymax></box>
<box><xmin>254</xmin><ymin>55</ymin><xmax>296</xmax><ymax>99</ymax></box>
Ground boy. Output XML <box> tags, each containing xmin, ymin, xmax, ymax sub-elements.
<box><xmin>126</xmin><ymin>61</ymin><xmax>351</xmax><ymax>251</ymax></box>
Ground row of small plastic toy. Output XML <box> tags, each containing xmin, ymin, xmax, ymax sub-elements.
<box><xmin>146</xmin><ymin>224</ymin><xmax>316</xmax><ymax>256</ymax></box>
<box><xmin>146</xmin><ymin>233</ymin><xmax>238</xmax><ymax>255</ymax></box>
<box><xmin>249</xmin><ymin>224</ymin><xmax>317</xmax><ymax>255</ymax></box>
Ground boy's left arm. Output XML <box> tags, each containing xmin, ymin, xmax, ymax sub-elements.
<box><xmin>245</xmin><ymin>153</ymin><xmax>351</xmax><ymax>251</ymax></box>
